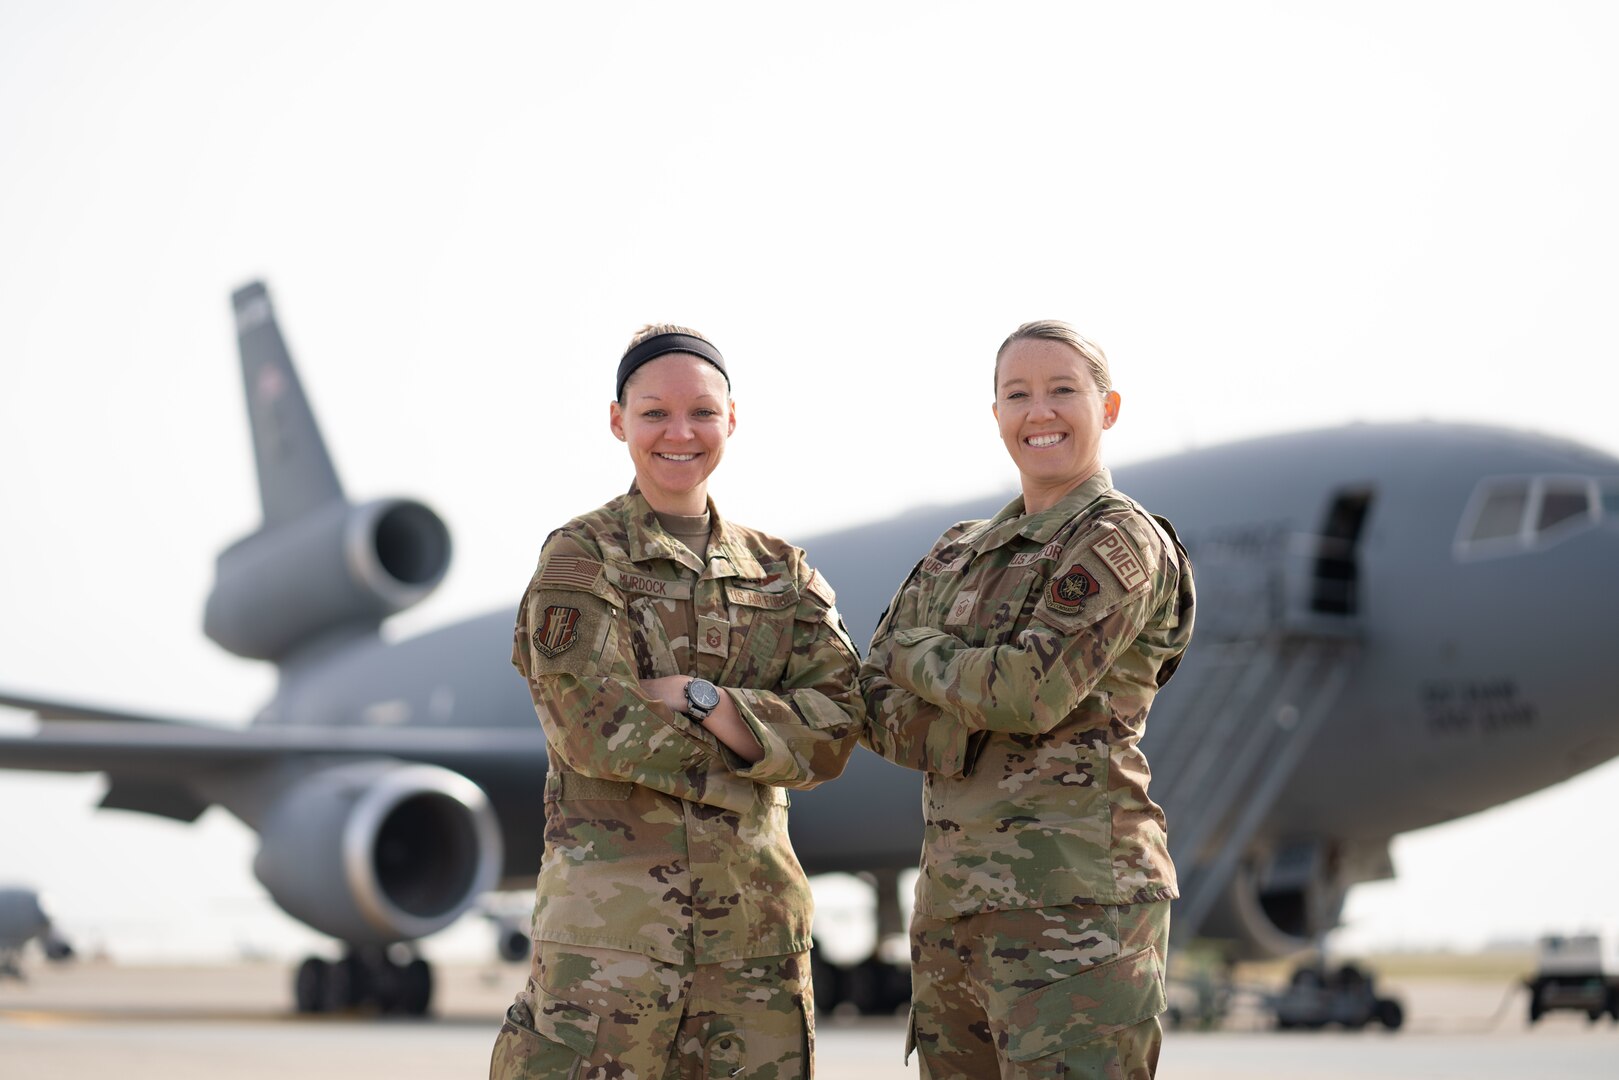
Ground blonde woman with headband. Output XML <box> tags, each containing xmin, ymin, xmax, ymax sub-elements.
<box><xmin>491</xmin><ymin>325</ymin><xmax>863</xmax><ymax>1078</ymax></box>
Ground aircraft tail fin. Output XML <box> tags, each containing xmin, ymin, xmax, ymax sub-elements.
<box><xmin>230</xmin><ymin>282</ymin><xmax>345</xmax><ymax>525</ymax></box>
<box><xmin>206</xmin><ymin>283</ymin><xmax>449</xmax><ymax>664</ymax></box>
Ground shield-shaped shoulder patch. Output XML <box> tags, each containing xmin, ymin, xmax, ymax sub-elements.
<box><xmin>533</xmin><ymin>605</ymin><xmax>582</xmax><ymax>657</ymax></box>
<box><xmin>1047</xmin><ymin>564</ymin><xmax>1101</xmax><ymax>614</ymax></box>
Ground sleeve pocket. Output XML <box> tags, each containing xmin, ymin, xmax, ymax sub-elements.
<box><xmin>1002</xmin><ymin>946</ymin><xmax>1166</xmax><ymax>1063</ymax></box>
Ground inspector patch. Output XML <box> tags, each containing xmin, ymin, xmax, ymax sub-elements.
<box><xmin>1091</xmin><ymin>525</ymin><xmax>1150</xmax><ymax>592</ymax></box>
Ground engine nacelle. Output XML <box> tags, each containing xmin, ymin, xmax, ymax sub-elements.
<box><xmin>204</xmin><ymin>498</ymin><xmax>450</xmax><ymax>661</ymax></box>
<box><xmin>0</xmin><ymin>887</ymin><xmax>50</xmax><ymax>949</ymax></box>
<box><xmin>495</xmin><ymin>918</ymin><xmax>532</xmax><ymax>964</ymax></box>
<box><xmin>1196</xmin><ymin>840</ymin><xmax>1356</xmax><ymax>960</ymax></box>
<box><xmin>252</xmin><ymin>761</ymin><xmax>502</xmax><ymax>946</ymax></box>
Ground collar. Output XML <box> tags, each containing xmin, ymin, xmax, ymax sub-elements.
<box><xmin>623</xmin><ymin>493</ymin><xmax>765</xmax><ymax>579</ymax></box>
<box><xmin>972</xmin><ymin>467</ymin><xmax>1114</xmax><ymax>552</ymax></box>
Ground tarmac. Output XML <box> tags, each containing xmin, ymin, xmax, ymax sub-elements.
<box><xmin>1</xmin><ymin>959</ymin><xmax>1614</xmax><ymax>1078</ymax></box>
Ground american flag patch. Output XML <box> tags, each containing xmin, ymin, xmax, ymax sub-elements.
<box><xmin>538</xmin><ymin>555</ymin><xmax>605</xmax><ymax>591</ymax></box>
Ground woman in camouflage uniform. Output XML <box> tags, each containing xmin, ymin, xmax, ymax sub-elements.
<box><xmin>490</xmin><ymin>326</ymin><xmax>863</xmax><ymax>1079</ymax></box>
<box><xmin>861</xmin><ymin>321</ymin><xmax>1195</xmax><ymax>1079</ymax></box>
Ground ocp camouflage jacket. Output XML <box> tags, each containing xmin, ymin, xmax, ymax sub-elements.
<box><xmin>513</xmin><ymin>492</ymin><xmax>863</xmax><ymax>964</ymax></box>
<box><xmin>861</xmin><ymin>468</ymin><xmax>1195</xmax><ymax>919</ymax></box>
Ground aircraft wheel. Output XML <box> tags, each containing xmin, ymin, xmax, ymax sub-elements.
<box><xmin>881</xmin><ymin>962</ymin><xmax>911</xmax><ymax>1015</ymax></box>
<box><xmin>399</xmin><ymin>958</ymin><xmax>433</xmax><ymax>1016</ymax></box>
<box><xmin>845</xmin><ymin>958</ymin><xmax>882</xmax><ymax>1015</ymax></box>
<box><xmin>845</xmin><ymin>957</ymin><xmax>910</xmax><ymax>1016</ymax></box>
<box><xmin>1528</xmin><ymin>982</ymin><xmax>1545</xmax><ymax>1024</ymax></box>
<box><xmin>1375</xmin><ymin>998</ymin><xmax>1403</xmax><ymax>1031</ymax></box>
<box><xmin>294</xmin><ymin>957</ymin><xmax>330</xmax><ymax>1014</ymax></box>
<box><xmin>809</xmin><ymin>947</ymin><xmax>843</xmax><ymax>1014</ymax></box>
<box><xmin>371</xmin><ymin>953</ymin><xmax>429</xmax><ymax>1015</ymax></box>
<box><xmin>325</xmin><ymin>954</ymin><xmax>370</xmax><ymax>1012</ymax></box>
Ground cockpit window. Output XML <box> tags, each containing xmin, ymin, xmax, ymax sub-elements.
<box><xmin>1457</xmin><ymin>476</ymin><xmax>1604</xmax><ymax>558</ymax></box>
<box><xmin>1536</xmin><ymin>483</ymin><xmax>1592</xmax><ymax>533</ymax></box>
<box><xmin>1468</xmin><ymin>483</ymin><xmax>1528</xmax><ymax>542</ymax></box>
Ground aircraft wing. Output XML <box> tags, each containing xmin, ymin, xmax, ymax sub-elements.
<box><xmin>0</xmin><ymin>690</ymin><xmax>545</xmax><ymax>820</ymax></box>
<box><xmin>0</xmin><ymin>719</ymin><xmax>545</xmax><ymax>775</ymax></box>
<box><xmin>0</xmin><ymin>689</ymin><xmax>213</xmax><ymax>725</ymax></box>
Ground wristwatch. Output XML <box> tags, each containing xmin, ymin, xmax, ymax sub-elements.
<box><xmin>683</xmin><ymin>677</ymin><xmax>722</xmax><ymax>721</ymax></box>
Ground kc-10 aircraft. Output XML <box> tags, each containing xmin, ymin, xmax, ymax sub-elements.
<box><xmin>2</xmin><ymin>282</ymin><xmax>1616</xmax><ymax>1017</ymax></box>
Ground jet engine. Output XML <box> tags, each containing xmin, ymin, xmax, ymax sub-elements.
<box><xmin>252</xmin><ymin>761</ymin><xmax>502</xmax><ymax>945</ymax></box>
<box><xmin>0</xmin><ymin>887</ymin><xmax>51</xmax><ymax>951</ymax></box>
<box><xmin>204</xmin><ymin>498</ymin><xmax>450</xmax><ymax>661</ymax></box>
<box><xmin>1196</xmin><ymin>840</ymin><xmax>1358</xmax><ymax>960</ymax></box>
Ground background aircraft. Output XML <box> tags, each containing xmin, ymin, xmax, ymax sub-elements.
<box><xmin>0</xmin><ymin>885</ymin><xmax>73</xmax><ymax>979</ymax></box>
<box><xmin>4</xmin><ymin>3</ymin><xmax>1618</xmax><ymax>996</ymax></box>
<box><xmin>2</xmin><ymin>285</ymin><xmax>1615</xmax><ymax>1017</ymax></box>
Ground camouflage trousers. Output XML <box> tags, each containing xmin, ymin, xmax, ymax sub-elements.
<box><xmin>489</xmin><ymin>941</ymin><xmax>814</xmax><ymax>1080</ymax></box>
<box><xmin>907</xmin><ymin>902</ymin><xmax>1170</xmax><ymax>1079</ymax></box>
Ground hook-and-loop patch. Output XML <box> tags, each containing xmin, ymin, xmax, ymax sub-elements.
<box><xmin>532</xmin><ymin>605</ymin><xmax>582</xmax><ymax>657</ymax></box>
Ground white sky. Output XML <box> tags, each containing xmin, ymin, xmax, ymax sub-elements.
<box><xmin>1</xmin><ymin>1</ymin><xmax>1617</xmax><ymax>963</ymax></box>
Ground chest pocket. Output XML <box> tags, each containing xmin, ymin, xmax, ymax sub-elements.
<box><xmin>976</xmin><ymin>569</ymin><xmax>1047</xmax><ymax>647</ymax></box>
<box><xmin>722</xmin><ymin>580</ymin><xmax>798</xmax><ymax>688</ymax></box>
<box><xmin>936</xmin><ymin>557</ymin><xmax>1051</xmax><ymax>649</ymax></box>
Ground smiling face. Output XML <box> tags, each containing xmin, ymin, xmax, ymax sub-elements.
<box><xmin>993</xmin><ymin>337</ymin><xmax>1120</xmax><ymax>514</ymax></box>
<box><xmin>609</xmin><ymin>352</ymin><xmax>736</xmax><ymax>515</ymax></box>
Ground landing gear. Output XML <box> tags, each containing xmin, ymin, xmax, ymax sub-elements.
<box><xmin>294</xmin><ymin>956</ymin><xmax>329</xmax><ymax>1013</ymax></box>
<box><xmin>292</xmin><ymin>946</ymin><xmax>434</xmax><ymax>1016</ymax></box>
<box><xmin>812</xmin><ymin>868</ymin><xmax>913</xmax><ymax>1016</ymax></box>
<box><xmin>811</xmin><ymin>945</ymin><xmax>912</xmax><ymax>1016</ymax></box>
<box><xmin>845</xmin><ymin>955</ymin><xmax>913</xmax><ymax>1016</ymax></box>
<box><xmin>1273</xmin><ymin>961</ymin><xmax>1402</xmax><ymax>1031</ymax></box>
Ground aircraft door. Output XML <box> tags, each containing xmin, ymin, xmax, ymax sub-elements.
<box><xmin>1309</xmin><ymin>488</ymin><xmax>1373</xmax><ymax>616</ymax></box>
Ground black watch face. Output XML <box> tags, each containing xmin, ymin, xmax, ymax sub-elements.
<box><xmin>688</xmin><ymin>679</ymin><xmax>721</xmax><ymax>710</ymax></box>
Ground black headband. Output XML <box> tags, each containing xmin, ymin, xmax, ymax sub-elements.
<box><xmin>616</xmin><ymin>333</ymin><xmax>729</xmax><ymax>401</ymax></box>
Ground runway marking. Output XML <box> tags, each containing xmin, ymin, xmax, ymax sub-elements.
<box><xmin>1</xmin><ymin>1010</ymin><xmax>78</xmax><ymax>1027</ymax></box>
<box><xmin>0</xmin><ymin>1005</ymin><xmax>491</xmax><ymax>1027</ymax></box>
<box><xmin>0</xmin><ymin>1007</ymin><xmax>357</xmax><ymax>1026</ymax></box>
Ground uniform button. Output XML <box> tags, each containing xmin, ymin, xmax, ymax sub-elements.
<box><xmin>718</xmin><ymin>1038</ymin><xmax>732</xmax><ymax>1049</ymax></box>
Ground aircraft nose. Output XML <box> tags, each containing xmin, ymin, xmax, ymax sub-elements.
<box><xmin>1523</xmin><ymin>522</ymin><xmax>1619</xmax><ymax>774</ymax></box>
